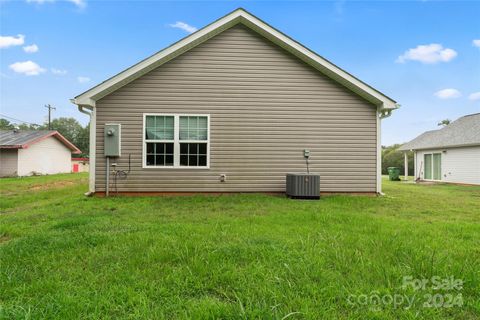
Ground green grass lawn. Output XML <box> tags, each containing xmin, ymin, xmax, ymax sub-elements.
<box><xmin>0</xmin><ymin>174</ymin><xmax>479</xmax><ymax>319</ymax></box>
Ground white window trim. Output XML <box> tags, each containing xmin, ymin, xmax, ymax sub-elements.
<box><xmin>142</xmin><ymin>113</ymin><xmax>210</xmax><ymax>169</ymax></box>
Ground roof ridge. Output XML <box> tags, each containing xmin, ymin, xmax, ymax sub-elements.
<box><xmin>72</xmin><ymin>8</ymin><xmax>397</xmax><ymax>110</ymax></box>
<box><xmin>460</xmin><ymin>112</ymin><xmax>480</xmax><ymax>118</ymax></box>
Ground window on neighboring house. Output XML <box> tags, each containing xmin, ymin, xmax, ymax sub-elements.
<box><xmin>144</xmin><ymin>114</ymin><xmax>209</xmax><ymax>168</ymax></box>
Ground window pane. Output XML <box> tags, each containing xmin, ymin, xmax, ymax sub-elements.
<box><xmin>179</xmin><ymin>116</ymin><xmax>188</xmax><ymax>140</ymax></box>
<box><xmin>180</xmin><ymin>154</ymin><xmax>188</xmax><ymax>166</ymax></box>
<box><xmin>180</xmin><ymin>143</ymin><xmax>188</xmax><ymax>154</ymax></box>
<box><xmin>179</xmin><ymin>129</ymin><xmax>188</xmax><ymax>140</ymax></box>
<box><xmin>146</xmin><ymin>116</ymin><xmax>155</xmax><ymax>128</ymax></box>
<box><xmin>189</xmin><ymin>155</ymin><xmax>197</xmax><ymax>166</ymax></box>
<box><xmin>145</xmin><ymin>142</ymin><xmax>173</xmax><ymax>166</ymax></box>
<box><xmin>188</xmin><ymin>130</ymin><xmax>198</xmax><ymax>140</ymax></box>
<box><xmin>189</xmin><ymin>143</ymin><xmax>198</xmax><ymax>154</ymax></box>
<box><xmin>155</xmin><ymin>155</ymin><xmax>164</xmax><ymax>166</ymax></box>
<box><xmin>179</xmin><ymin>143</ymin><xmax>207</xmax><ymax>166</ymax></box>
<box><xmin>433</xmin><ymin>153</ymin><xmax>442</xmax><ymax>180</ymax></box>
<box><xmin>146</xmin><ymin>155</ymin><xmax>155</xmax><ymax>166</ymax></box>
<box><xmin>199</xmin><ymin>143</ymin><xmax>207</xmax><ymax>155</ymax></box>
<box><xmin>198</xmin><ymin>129</ymin><xmax>207</xmax><ymax>141</ymax></box>
<box><xmin>165</xmin><ymin>116</ymin><xmax>174</xmax><ymax>129</ymax></box>
<box><xmin>179</xmin><ymin>116</ymin><xmax>208</xmax><ymax>141</ymax></box>
<box><xmin>166</xmin><ymin>143</ymin><xmax>174</xmax><ymax>154</ymax></box>
<box><xmin>199</xmin><ymin>117</ymin><xmax>207</xmax><ymax>129</ymax></box>
<box><xmin>146</xmin><ymin>128</ymin><xmax>156</xmax><ymax>140</ymax></box>
<box><xmin>146</xmin><ymin>143</ymin><xmax>155</xmax><ymax>153</ymax></box>
<box><xmin>163</xmin><ymin>130</ymin><xmax>174</xmax><ymax>140</ymax></box>
<box><xmin>156</xmin><ymin>116</ymin><xmax>164</xmax><ymax>128</ymax></box>
<box><xmin>189</xmin><ymin>117</ymin><xmax>198</xmax><ymax>130</ymax></box>
<box><xmin>424</xmin><ymin>154</ymin><xmax>432</xmax><ymax>179</ymax></box>
<box><xmin>164</xmin><ymin>116</ymin><xmax>174</xmax><ymax>139</ymax></box>
<box><xmin>180</xmin><ymin>116</ymin><xmax>188</xmax><ymax>129</ymax></box>
<box><xmin>145</xmin><ymin>116</ymin><xmax>174</xmax><ymax>141</ymax></box>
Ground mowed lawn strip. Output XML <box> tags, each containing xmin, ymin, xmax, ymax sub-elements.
<box><xmin>0</xmin><ymin>174</ymin><xmax>479</xmax><ymax>319</ymax></box>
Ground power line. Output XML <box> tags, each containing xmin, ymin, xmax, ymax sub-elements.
<box><xmin>0</xmin><ymin>114</ymin><xmax>40</xmax><ymax>126</ymax></box>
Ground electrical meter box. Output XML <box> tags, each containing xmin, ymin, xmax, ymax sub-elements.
<box><xmin>104</xmin><ymin>123</ymin><xmax>121</xmax><ymax>157</ymax></box>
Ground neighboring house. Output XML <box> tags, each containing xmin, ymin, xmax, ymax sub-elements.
<box><xmin>72</xmin><ymin>157</ymin><xmax>89</xmax><ymax>173</ymax></box>
<box><xmin>399</xmin><ymin>113</ymin><xmax>480</xmax><ymax>185</ymax></box>
<box><xmin>72</xmin><ymin>8</ymin><xmax>398</xmax><ymax>195</ymax></box>
<box><xmin>0</xmin><ymin>130</ymin><xmax>81</xmax><ymax>177</ymax></box>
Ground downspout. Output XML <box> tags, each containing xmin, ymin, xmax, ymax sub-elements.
<box><xmin>376</xmin><ymin>104</ymin><xmax>400</xmax><ymax>195</ymax></box>
<box><xmin>76</xmin><ymin>103</ymin><xmax>96</xmax><ymax>196</ymax></box>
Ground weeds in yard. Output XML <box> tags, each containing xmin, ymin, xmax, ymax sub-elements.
<box><xmin>0</xmin><ymin>174</ymin><xmax>479</xmax><ymax>319</ymax></box>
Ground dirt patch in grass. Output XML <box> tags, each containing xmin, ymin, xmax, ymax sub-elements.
<box><xmin>0</xmin><ymin>234</ymin><xmax>11</xmax><ymax>244</ymax></box>
<box><xmin>30</xmin><ymin>180</ymin><xmax>77</xmax><ymax>191</ymax></box>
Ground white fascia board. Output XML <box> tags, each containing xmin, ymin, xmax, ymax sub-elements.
<box><xmin>72</xmin><ymin>8</ymin><xmax>397</xmax><ymax>110</ymax></box>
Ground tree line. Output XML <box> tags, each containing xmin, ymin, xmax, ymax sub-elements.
<box><xmin>382</xmin><ymin>144</ymin><xmax>413</xmax><ymax>176</ymax></box>
<box><xmin>0</xmin><ymin>117</ymin><xmax>89</xmax><ymax>157</ymax></box>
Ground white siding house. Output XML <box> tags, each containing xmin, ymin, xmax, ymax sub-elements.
<box><xmin>0</xmin><ymin>130</ymin><xmax>81</xmax><ymax>177</ymax></box>
<box><xmin>399</xmin><ymin>113</ymin><xmax>480</xmax><ymax>185</ymax></box>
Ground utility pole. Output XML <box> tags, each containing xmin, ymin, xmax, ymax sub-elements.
<box><xmin>45</xmin><ymin>104</ymin><xmax>56</xmax><ymax>130</ymax></box>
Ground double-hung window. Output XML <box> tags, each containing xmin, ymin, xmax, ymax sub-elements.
<box><xmin>144</xmin><ymin>114</ymin><xmax>209</xmax><ymax>168</ymax></box>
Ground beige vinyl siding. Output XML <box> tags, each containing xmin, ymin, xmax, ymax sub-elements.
<box><xmin>95</xmin><ymin>25</ymin><xmax>377</xmax><ymax>193</ymax></box>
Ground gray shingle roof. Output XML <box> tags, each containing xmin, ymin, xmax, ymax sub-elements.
<box><xmin>399</xmin><ymin>113</ymin><xmax>480</xmax><ymax>151</ymax></box>
<box><xmin>0</xmin><ymin>130</ymin><xmax>81</xmax><ymax>153</ymax></box>
<box><xmin>0</xmin><ymin>130</ymin><xmax>55</xmax><ymax>147</ymax></box>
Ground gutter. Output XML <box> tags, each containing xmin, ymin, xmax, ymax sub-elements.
<box><xmin>379</xmin><ymin>104</ymin><xmax>400</xmax><ymax>119</ymax></box>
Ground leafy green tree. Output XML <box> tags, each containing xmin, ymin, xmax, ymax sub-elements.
<box><xmin>17</xmin><ymin>123</ymin><xmax>41</xmax><ymax>130</ymax></box>
<box><xmin>382</xmin><ymin>144</ymin><xmax>414</xmax><ymax>176</ymax></box>
<box><xmin>0</xmin><ymin>118</ymin><xmax>15</xmax><ymax>130</ymax></box>
<box><xmin>40</xmin><ymin>117</ymin><xmax>89</xmax><ymax>157</ymax></box>
<box><xmin>437</xmin><ymin>119</ymin><xmax>451</xmax><ymax>126</ymax></box>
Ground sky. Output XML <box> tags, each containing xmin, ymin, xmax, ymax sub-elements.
<box><xmin>0</xmin><ymin>0</ymin><xmax>479</xmax><ymax>145</ymax></box>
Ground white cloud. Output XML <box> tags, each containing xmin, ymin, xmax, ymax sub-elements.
<box><xmin>434</xmin><ymin>88</ymin><xmax>461</xmax><ymax>99</ymax></box>
<box><xmin>26</xmin><ymin>0</ymin><xmax>54</xmax><ymax>4</ymax></box>
<box><xmin>473</xmin><ymin>39</ymin><xmax>480</xmax><ymax>48</ymax></box>
<box><xmin>468</xmin><ymin>92</ymin><xmax>480</xmax><ymax>101</ymax></box>
<box><xmin>23</xmin><ymin>44</ymin><xmax>39</xmax><ymax>53</ymax></box>
<box><xmin>26</xmin><ymin>0</ymin><xmax>86</xmax><ymax>8</ymax></box>
<box><xmin>169</xmin><ymin>21</ymin><xmax>197</xmax><ymax>34</ymax></box>
<box><xmin>66</xmin><ymin>0</ymin><xmax>86</xmax><ymax>8</ymax></box>
<box><xmin>51</xmin><ymin>68</ymin><xmax>67</xmax><ymax>75</ymax></box>
<box><xmin>9</xmin><ymin>60</ymin><xmax>46</xmax><ymax>76</ymax></box>
<box><xmin>396</xmin><ymin>44</ymin><xmax>457</xmax><ymax>64</ymax></box>
<box><xmin>77</xmin><ymin>76</ymin><xmax>90</xmax><ymax>83</ymax></box>
<box><xmin>0</xmin><ymin>34</ymin><xmax>25</xmax><ymax>49</ymax></box>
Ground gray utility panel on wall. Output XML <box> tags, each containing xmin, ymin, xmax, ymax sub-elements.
<box><xmin>104</xmin><ymin>123</ymin><xmax>121</xmax><ymax>157</ymax></box>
